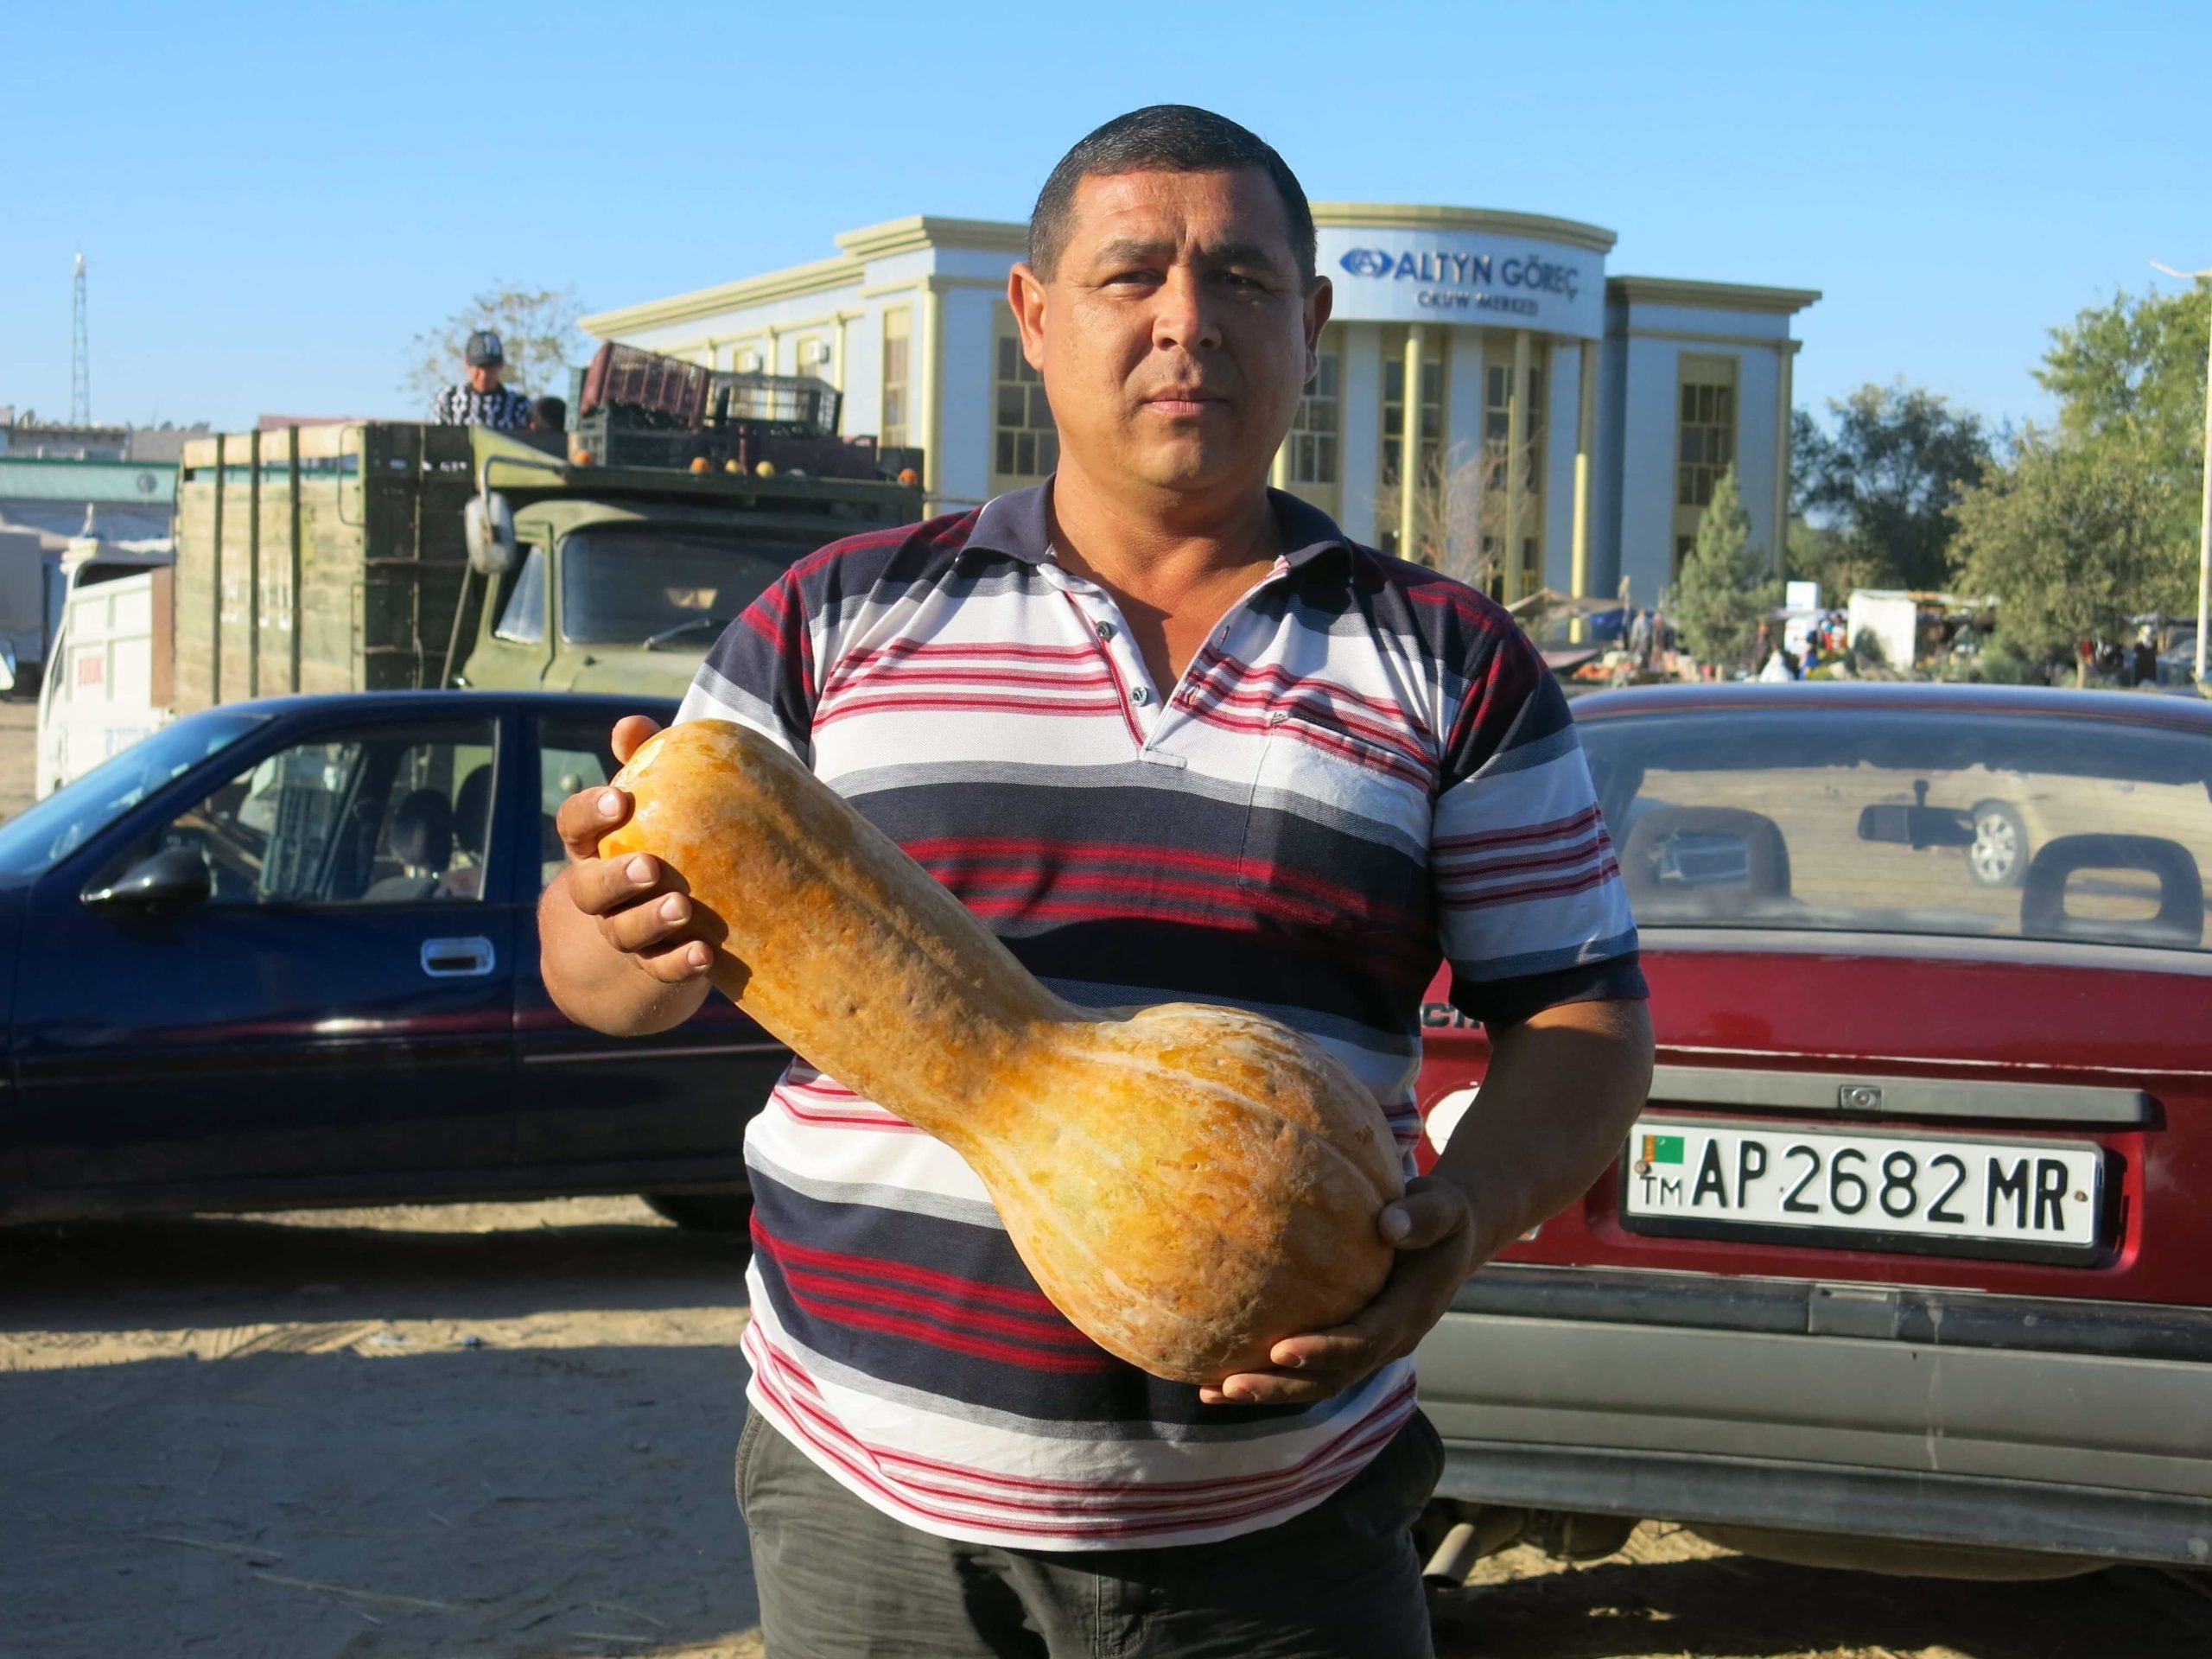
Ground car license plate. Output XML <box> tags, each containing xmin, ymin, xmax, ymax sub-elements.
<box><xmin>1620</xmin><ymin>1118</ymin><xmax>2105</xmax><ymax>1260</ymax></box>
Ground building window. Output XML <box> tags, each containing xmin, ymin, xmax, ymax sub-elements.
<box><xmin>1673</xmin><ymin>355</ymin><xmax>1739</xmax><ymax>570</ymax></box>
<box><xmin>993</xmin><ymin>312</ymin><xmax>1058</xmax><ymax>483</ymax></box>
<box><xmin>1378</xmin><ymin>341</ymin><xmax>1444</xmax><ymax>495</ymax></box>
<box><xmin>880</xmin><ymin>308</ymin><xmax>912</xmax><ymax>449</ymax></box>
<box><xmin>1483</xmin><ymin>361</ymin><xmax>1546</xmax><ymax>499</ymax></box>
<box><xmin>1481</xmin><ymin>352</ymin><xmax>1548</xmax><ymax>594</ymax></box>
<box><xmin>1286</xmin><ymin>348</ymin><xmax>1340</xmax><ymax>486</ymax></box>
<box><xmin>1677</xmin><ymin>379</ymin><xmax>1736</xmax><ymax>509</ymax></box>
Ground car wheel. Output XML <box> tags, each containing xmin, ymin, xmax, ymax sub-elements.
<box><xmin>1967</xmin><ymin>799</ymin><xmax>2028</xmax><ymax>887</ymax></box>
<box><xmin>643</xmin><ymin>1192</ymin><xmax>754</xmax><ymax>1233</ymax></box>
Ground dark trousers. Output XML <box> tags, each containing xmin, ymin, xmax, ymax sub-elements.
<box><xmin>736</xmin><ymin>1409</ymin><xmax>1443</xmax><ymax>1659</ymax></box>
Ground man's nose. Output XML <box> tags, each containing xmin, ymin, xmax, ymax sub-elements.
<box><xmin>1149</xmin><ymin>267</ymin><xmax>1222</xmax><ymax>354</ymax></box>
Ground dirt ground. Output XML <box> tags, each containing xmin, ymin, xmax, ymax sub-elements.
<box><xmin>0</xmin><ymin>696</ymin><xmax>39</xmax><ymax>824</ymax></box>
<box><xmin>5</xmin><ymin>1199</ymin><xmax>2209</xmax><ymax>1659</ymax></box>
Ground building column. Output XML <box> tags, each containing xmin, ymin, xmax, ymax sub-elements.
<box><xmin>917</xmin><ymin>283</ymin><xmax>943</xmax><ymax>507</ymax></box>
<box><xmin>1398</xmin><ymin>325</ymin><xmax>1424</xmax><ymax>558</ymax></box>
<box><xmin>1570</xmin><ymin>340</ymin><xmax>1599</xmax><ymax>640</ymax></box>
<box><xmin>1504</xmin><ymin>328</ymin><xmax>1531</xmax><ymax>601</ymax></box>
<box><xmin>1270</xmin><ymin>442</ymin><xmax>1290</xmax><ymax>490</ymax></box>
<box><xmin>1771</xmin><ymin>340</ymin><xmax>1797</xmax><ymax>575</ymax></box>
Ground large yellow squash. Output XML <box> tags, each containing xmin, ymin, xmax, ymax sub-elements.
<box><xmin>600</xmin><ymin>719</ymin><xmax>1402</xmax><ymax>1385</ymax></box>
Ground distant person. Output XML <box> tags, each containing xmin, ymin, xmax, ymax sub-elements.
<box><xmin>1626</xmin><ymin>607</ymin><xmax>1652</xmax><ymax>667</ymax></box>
<box><xmin>430</xmin><ymin>330</ymin><xmax>533</xmax><ymax>429</ymax></box>
<box><xmin>530</xmin><ymin>394</ymin><xmax>568</xmax><ymax>435</ymax></box>
<box><xmin>2133</xmin><ymin>633</ymin><xmax>2158</xmax><ymax>687</ymax></box>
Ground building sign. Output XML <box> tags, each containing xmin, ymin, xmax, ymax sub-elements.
<box><xmin>1315</xmin><ymin>226</ymin><xmax>1604</xmax><ymax>338</ymax></box>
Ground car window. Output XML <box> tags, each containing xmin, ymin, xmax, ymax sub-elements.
<box><xmin>1582</xmin><ymin>709</ymin><xmax>2212</xmax><ymax>953</ymax></box>
<box><xmin>537</xmin><ymin>715</ymin><xmax>620</xmax><ymax>891</ymax></box>
<box><xmin>493</xmin><ymin>545</ymin><xmax>549</xmax><ymax>645</ymax></box>
<box><xmin>0</xmin><ymin>709</ymin><xmax>266</xmax><ymax>878</ymax></box>
<box><xmin>558</xmin><ymin>527</ymin><xmax>809</xmax><ymax>646</ymax></box>
<box><xmin>101</xmin><ymin>719</ymin><xmax>498</xmax><ymax>905</ymax></box>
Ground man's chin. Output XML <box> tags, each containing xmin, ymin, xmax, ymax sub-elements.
<box><xmin>1125</xmin><ymin>442</ymin><xmax>1259</xmax><ymax>496</ymax></box>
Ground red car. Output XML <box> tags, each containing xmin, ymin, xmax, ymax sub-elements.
<box><xmin>1414</xmin><ymin>683</ymin><xmax>2212</xmax><ymax>1576</ymax></box>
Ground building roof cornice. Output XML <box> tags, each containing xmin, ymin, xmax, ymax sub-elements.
<box><xmin>1606</xmin><ymin>275</ymin><xmax>1822</xmax><ymax>315</ymax></box>
<box><xmin>1309</xmin><ymin>202</ymin><xmax>1618</xmax><ymax>254</ymax></box>
<box><xmin>579</xmin><ymin>254</ymin><xmax>861</xmax><ymax>338</ymax></box>
<box><xmin>833</xmin><ymin>214</ymin><xmax>1030</xmax><ymax>261</ymax></box>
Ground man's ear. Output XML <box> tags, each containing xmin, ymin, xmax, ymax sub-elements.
<box><xmin>1009</xmin><ymin>264</ymin><xmax>1048</xmax><ymax>373</ymax></box>
<box><xmin>1303</xmin><ymin>276</ymin><xmax>1334</xmax><ymax>380</ymax></box>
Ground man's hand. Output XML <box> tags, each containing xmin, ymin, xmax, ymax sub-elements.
<box><xmin>1199</xmin><ymin>996</ymin><xmax>1653</xmax><ymax>1408</ymax></box>
<box><xmin>1198</xmin><ymin>1176</ymin><xmax>1483</xmax><ymax>1408</ymax></box>
<box><xmin>539</xmin><ymin>715</ymin><xmax>717</xmax><ymax>1034</ymax></box>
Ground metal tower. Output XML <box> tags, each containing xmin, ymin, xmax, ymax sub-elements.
<box><xmin>71</xmin><ymin>252</ymin><xmax>90</xmax><ymax>426</ymax></box>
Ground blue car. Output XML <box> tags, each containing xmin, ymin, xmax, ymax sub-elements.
<box><xmin>0</xmin><ymin>691</ymin><xmax>772</xmax><ymax>1229</ymax></box>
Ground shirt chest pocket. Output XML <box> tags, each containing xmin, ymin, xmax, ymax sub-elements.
<box><xmin>1238</xmin><ymin>708</ymin><xmax>1433</xmax><ymax>936</ymax></box>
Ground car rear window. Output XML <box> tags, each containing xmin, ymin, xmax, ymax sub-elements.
<box><xmin>1581</xmin><ymin>708</ymin><xmax>2212</xmax><ymax>953</ymax></box>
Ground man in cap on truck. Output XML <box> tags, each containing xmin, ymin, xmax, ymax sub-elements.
<box><xmin>429</xmin><ymin>330</ymin><xmax>533</xmax><ymax>429</ymax></box>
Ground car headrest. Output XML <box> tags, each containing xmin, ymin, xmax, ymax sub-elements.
<box><xmin>2021</xmin><ymin>834</ymin><xmax>2203</xmax><ymax>949</ymax></box>
<box><xmin>453</xmin><ymin>765</ymin><xmax>493</xmax><ymax>855</ymax></box>
<box><xmin>391</xmin><ymin>788</ymin><xmax>454</xmax><ymax>873</ymax></box>
<box><xmin>1620</xmin><ymin>805</ymin><xmax>1792</xmax><ymax>917</ymax></box>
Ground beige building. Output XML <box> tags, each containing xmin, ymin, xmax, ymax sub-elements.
<box><xmin>582</xmin><ymin>207</ymin><xmax>1817</xmax><ymax>606</ymax></box>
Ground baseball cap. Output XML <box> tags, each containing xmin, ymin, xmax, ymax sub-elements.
<box><xmin>464</xmin><ymin>330</ymin><xmax>506</xmax><ymax>367</ymax></box>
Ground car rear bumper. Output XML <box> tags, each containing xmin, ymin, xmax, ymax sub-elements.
<box><xmin>1416</xmin><ymin>1266</ymin><xmax>2212</xmax><ymax>1567</ymax></box>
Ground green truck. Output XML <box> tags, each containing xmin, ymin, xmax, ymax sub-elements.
<box><xmin>171</xmin><ymin>361</ymin><xmax>922</xmax><ymax>710</ymax></box>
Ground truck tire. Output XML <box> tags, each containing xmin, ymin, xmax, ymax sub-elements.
<box><xmin>643</xmin><ymin>1192</ymin><xmax>754</xmax><ymax>1234</ymax></box>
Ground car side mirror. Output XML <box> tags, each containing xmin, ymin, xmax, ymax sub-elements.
<box><xmin>1857</xmin><ymin>804</ymin><xmax>1977</xmax><ymax>849</ymax></box>
<box><xmin>464</xmin><ymin>491</ymin><xmax>518</xmax><ymax>576</ymax></box>
<box><xmin>83</xmin><ymin>845</ymin><xmax>213</xmax><ymax>909</ymax></box>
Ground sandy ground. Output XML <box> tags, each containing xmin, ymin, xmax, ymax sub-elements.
<box><xmin>0</xmin><ymin>696</ymin><xmax>38</xmax><ymax>824</ymax></box>
<box><xmin>5</xmin><ymin>1199</ymin><xmax>2209</xmax><ymax>1659</ymax></box>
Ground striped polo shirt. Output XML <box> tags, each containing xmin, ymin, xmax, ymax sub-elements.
<box><xmin>677</xmin><ymin>481</ymin><xmax>1644</xmax><ymax>1550</ymax></box>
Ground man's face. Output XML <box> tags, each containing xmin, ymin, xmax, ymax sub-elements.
<box><xmin>468</xmin><ymin>362</ymin><xmax>504</xmax><ymax>393</ymax></box>
<box><xmin>1010</xmin><ymin>168</ymin><xmax>1330</xmax><ymax>502</ymax></box>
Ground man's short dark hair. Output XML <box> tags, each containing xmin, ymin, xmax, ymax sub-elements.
<box><xmin>1028</xmin><ymin>105</ymin><xmax>1316</xmax><ymax>288</ymax></box>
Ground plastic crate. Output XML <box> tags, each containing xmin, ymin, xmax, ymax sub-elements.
<box><xmin>708</xmin><ymin>373</ymin><xmax>842</xmax><ymax>437</ymax></box>
<box><xmin>579</xmin><ymin>342</ymin><xmax>711</xmax><ymax>428</ymax></box>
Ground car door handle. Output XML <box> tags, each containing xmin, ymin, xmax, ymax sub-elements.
<box><xmin>421</xmin><ymin>936</ymin><xmax>498</xmax><ymax>977</ymax></box>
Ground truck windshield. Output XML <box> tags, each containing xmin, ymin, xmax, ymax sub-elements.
<box><xmin>558</xmin><ymin>528</ymin><xmax>813</xmax><ymax>646</ymax></box>
<box><xmin>1581</xmin><ymin>708</ymin><xmax>2212</xmax><ymax>953</ymax></box>
<box><xmin>0</xmin><ymin>709</ymin><xmax>267</xmax><ymax>880</ymax></box>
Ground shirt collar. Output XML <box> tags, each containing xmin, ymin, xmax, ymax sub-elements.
<box><xmin>964</xmin><ymin>477</ymin><xmax>1353</xmax><ymax>580</ymax></box>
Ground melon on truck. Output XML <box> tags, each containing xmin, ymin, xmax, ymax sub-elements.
<box><xmin>168</xmin><ymin>353</ymin><xmax>924</xmax><ymax>711</ymax></box>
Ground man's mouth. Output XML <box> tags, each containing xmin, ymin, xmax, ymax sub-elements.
<box><xmin>1143</xmin><ymin>389</ymin><xmax>1226</xmax><ymax>416</ymax></box>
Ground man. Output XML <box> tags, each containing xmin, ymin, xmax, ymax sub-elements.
<box><xmin>429</xmin><ymin>329</ymin><xmax>532</xmax><ymax>428</ymax></box>
<box><xmin>542</xmin><ymin>106</ymin><xmax>1651</xmax><ymax>1656</ymax></box>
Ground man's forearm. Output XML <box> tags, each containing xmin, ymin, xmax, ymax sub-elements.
<box><xmin>1430</xmin><ymin>997</ymin><xmax>1655</xmax><ymax>1263</ymax></box>
<box><xmin>539</xmin><ymin>867</ymin><xmax>712</xmax><ymax>1036</ymax></box>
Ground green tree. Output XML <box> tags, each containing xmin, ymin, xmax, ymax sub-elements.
<box><xmin>1674</xmin><ymin>466</ymin><xmax>1778</xmax><ymax>670</ymax></box>
<box><xmin>2035</xmin><ymin>278</ymin><xmax>2209</xmax><ymax>556</ymax></box>
<box><xmin>1949</xmin><ymin>430</ymin><xmax>2183</xmax><ymax>678</ymax></box>
<box><xmin>1794</xmin><ymin>382</ymin><xmax>1993</xmax><ymax>590</ymax></box>
<box><xmin>404</xmin><ymin>283</ymin><xmax>588</xmax><ymax>409</ymax></box>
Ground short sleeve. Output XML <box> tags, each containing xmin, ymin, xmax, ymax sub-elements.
<box><xmin>677</xmin><ymin>568</ymin><xmax>817</xmax><ymax>764</ymax></box>
<box><xmin>1430</xmin><ymin>628</ymin><xmax>1645</xmax><ymax>1028</ymax></box>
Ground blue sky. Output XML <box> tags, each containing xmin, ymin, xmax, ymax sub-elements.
<box><xmin>6</xmin><ymin>0</ymin><xmax>2207</xmax><ymax>435</ymax></box>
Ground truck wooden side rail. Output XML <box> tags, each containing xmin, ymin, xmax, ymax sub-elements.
<box><xmin>174</xmin><ymin>423</ymin><xmax>477</xmax><ymax>712</ymax></box>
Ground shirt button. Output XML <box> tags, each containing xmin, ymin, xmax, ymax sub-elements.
<box><xmin>1095</xmin><ymin>620</ymin><xmax>1117</xmax><ymax>642</ymax></box>
<box><xmin>1131</xmin><ymin>686</ymin><xmax>1153</xmax><ymax>708</ymax></box>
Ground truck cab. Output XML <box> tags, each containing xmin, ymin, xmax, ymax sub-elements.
<box><xmin>459</xmin><ymin>493</ymin><xmax>834</xmax><ymax>701</ymax></box>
